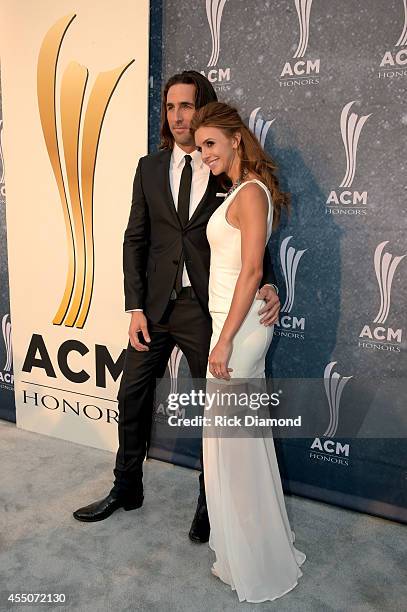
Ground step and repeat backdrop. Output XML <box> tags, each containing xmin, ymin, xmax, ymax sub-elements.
<box><xmin>147</xmin><ymin>0</ymin><xmax>407</xmax><ymax>523</ymax></box>
<box><xmin>0</xmin><ymin>0</ymin><xmax>406</xmax><ymax>523</ymax></box>
<box><xmin>0</xmin><ymin>0</ymin><xmax>149</xmax><ymax>448</ymax></box>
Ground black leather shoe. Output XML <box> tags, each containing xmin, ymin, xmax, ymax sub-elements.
<box><xmin>189</xmin><ymin>499</ymin><xmax>210</xmax><ymax>543</ymax></box>
<box><xmin>73</xmin><ymin>492</ymin><xmax>143</xmax><ymax>522</ymax></box>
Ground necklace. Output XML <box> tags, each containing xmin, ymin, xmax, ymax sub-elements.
<box><xmin>226</xmin><ymin>167</ymin><xmax>249</xmax><ymax>198</ymax></box>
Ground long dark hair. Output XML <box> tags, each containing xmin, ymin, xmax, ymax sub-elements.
<box><xmin>159</xmin><ymin>71</ymin><xmax>218</xmax><ymax>150</ymax></box>
<box><xmin>190</xmin><ymin>102</ymin><xmax>290</xmax><ymax>228</ymax></box>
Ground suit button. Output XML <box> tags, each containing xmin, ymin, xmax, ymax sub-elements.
<box><xmin>172</xmin><ymin>259</ymin><xmax>179</xmax><ymax>265</ymax></box>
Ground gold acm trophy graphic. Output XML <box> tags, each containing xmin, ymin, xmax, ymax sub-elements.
<box><xmin>37</xmin><ymin>14</ymin><xmax>134</xmax><ymax>328</ymax></box>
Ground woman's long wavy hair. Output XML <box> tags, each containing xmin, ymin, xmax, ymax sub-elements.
<box><xmin>190</xmin><ymin>102</ymin><xmax>290</xmax><ymax>228</ymax></box>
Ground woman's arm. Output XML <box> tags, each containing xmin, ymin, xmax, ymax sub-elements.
<box><xmin>208</xmin><ymin>183</ymin><xmax>268</xmax><ymax>379</ymax></box>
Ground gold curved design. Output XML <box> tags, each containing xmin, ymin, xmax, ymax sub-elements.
<box><xmin>75</xmin><ymin>61</ymin><xmax>134</xmax><ymax>329</ymax></box>
<box><xmin>60</xmin><ymin>61</ymin><xmax>88</xmax><ymax>327</ymax></box>
<box><xmin>37</xmin><ymin>14</ymin><xmax>77</xmax><ymax>325</ymax></box>
<box><xmin>37</xmin><ymin>15</ymin><xmax>134</xmax><ymax>328</ymax></box>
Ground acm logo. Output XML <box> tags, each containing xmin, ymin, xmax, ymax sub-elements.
<box><xmin>378</xmin><ymin>0</ymin><xmax>407</xmax><ymax>79</ymax></box>
<box><xmin>280</xmin><ymin>0</ymin><xmax>320</xmax><ymax>87</ymax></box>
<box><xmin>21</xmin><ymin>15</ymin><xmax>134</xmax><ymax>394</ymax></box>
<box><xmin>0</xmin><ymin>314</ymin><xmax>13</xmax><ymax>388</ymax></box>
<box><xmin>274</xmin><ymin>236</ymin><xmax>307</xmax><ymax>340</ymax></box>
<box><xmin>248</xmin><ymin>107</ymin><xmax>276</xmax><ymax>147</ymax></box>
<box><xmin>200</xmin><ymin>0</ymin><xmax>231</xmax><ymax>91</ymax></box>
<box><xmin>326</xmin><ymin>101</ymin><xmax>372</xmax><ymax>216</ymax></box>
<box><xmin>155</xmin><ymin>346</ymin><xmax>186</xmax><ymax>421</ymax></box>
<box><xmin>309</xmin><ymin>362</ymin><xmax>352</xmax><ymax>467</ymax></box>
<box><xmin>359</xmin><ymin>241</ymin><xmax>406</xmax><ymax>352</ymax></box>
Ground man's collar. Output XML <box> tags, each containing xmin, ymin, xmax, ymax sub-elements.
<box><xmin>172</xmin><ymin>142</ymin><xmax>205</xmax><ymax>170</ymax></box>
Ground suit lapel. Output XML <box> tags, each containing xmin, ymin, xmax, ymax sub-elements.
<box><xmin>186</xmin><ymin>174</ymin><xmax>219</xmax><ymax>227</ymax></box>
<box><xmin>158</xmin><ymin>149</ymin><xmax>182</xmax><ymax>227</ymax></box>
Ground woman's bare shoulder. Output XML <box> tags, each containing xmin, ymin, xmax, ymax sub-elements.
<box><xmin>235</xmin><ymin>180</ymin><xmax>268</xmax><ymax>207</ymax></box>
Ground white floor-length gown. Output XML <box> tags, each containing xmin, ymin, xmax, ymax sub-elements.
<box><xmin>203</xmin><ymin>179</ymin><xmax>306</xmax><ymax>603</ymax></box>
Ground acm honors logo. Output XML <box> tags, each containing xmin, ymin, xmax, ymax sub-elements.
<box><xmin>199</xmin><ymin>0</ymin><xmax>231</xmax><ymax>92</ymax></box>
<box><xmin>274</xmin><ymin>236</ymin><xmax>308</xmax><ymax>340</ymax></box>
<box><xmin>326</xmin><ymin>101</ymin><xmax>372</xmax><ymax>217</ymax></box>
<box><xmin>248</xmin><ymin>107</ymin><xmax>276</xmax><ymax>147</ymax></box>
<box><xmin>358</xmin><ymin>241</ymin><xmax>406</xmax><ymax>353</ymax></box>
<box><xmin>378</xmin><ymin>0</ymin><xmax>407</xmax><ymax>80</ymax></box>
<box><xmin>279</xmin><ymin>0</ymin><xmax>320</xmax><ymax>88</ymax></box>
<box><xmin>21</xmin><ymin>14</ymin><xmax>135</xmax><ymax>420</ymax></box>
<box><xmin>309</xmin><ymin>361</ymin><xmax>352</xmax><ymax>467</ymax></box>
<box><xmin>155</xmin><ymin>346</ymin><xmax>187</xmax><ymax>423</ymax></box>
<box><xmin>0</xmin><ymin>314</ymin><xmax>13</xmax><ymax>390</ymax></box>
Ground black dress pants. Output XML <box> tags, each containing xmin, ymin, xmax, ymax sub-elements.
<box><xmin>112</xmin><ymin>290</ymin><xmax>212</xmax><ymax>501</ymax></box>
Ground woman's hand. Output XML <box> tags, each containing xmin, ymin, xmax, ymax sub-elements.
<box><xmin>208</xmin><ymin>339</ymin><xmax>234</xmax><ymax>380</ymax></box>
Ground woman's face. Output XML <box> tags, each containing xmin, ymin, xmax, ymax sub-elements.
<box><xmin>194</xmin><ymin>126</ymin><xmax>240</xmax><ymax>176</ymax></box>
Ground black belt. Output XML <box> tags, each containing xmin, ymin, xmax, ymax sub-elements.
<box><xmin>170</xmin><ymin>286</ymin><xmax>196</xmax><ymax>300</ymax></box>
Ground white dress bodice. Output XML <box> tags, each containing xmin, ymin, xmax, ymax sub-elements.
<box><xmin>206</xmin><ymin>179</ymin><xmax>273</xmax><ymax>313</ymax></box>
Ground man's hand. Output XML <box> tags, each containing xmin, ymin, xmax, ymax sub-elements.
<box><xmin>256</xmin><ymin>284</ymin><xmax>280</xmax><ymax>326</ymax></box>
<box><xmin>129</xmin><ymin>311</ymin><xmax>151</xmax><ymax>351</ymax></box>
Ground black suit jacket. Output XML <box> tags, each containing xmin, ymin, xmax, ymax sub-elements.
<box><xmin>123</xmin><ymin>149</ymin><xmax>277</xmax><ymax>323</ymax></box>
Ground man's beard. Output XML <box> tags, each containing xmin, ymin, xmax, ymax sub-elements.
<box><xmin>171</xmin><ymin>127</ymin><xmax>194</xmax><ymax>147</ymax></box>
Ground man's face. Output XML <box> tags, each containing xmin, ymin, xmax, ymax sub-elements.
<box><xmin>166</xmin><ymin>83</ymin><xmax>196</xmax><ymax>148</ymax></box>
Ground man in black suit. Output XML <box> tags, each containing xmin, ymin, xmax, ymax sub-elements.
<box><xmin>73</xmin><ymin>71</ymin><xmax>280</xmax><ymax>541</ymax></box>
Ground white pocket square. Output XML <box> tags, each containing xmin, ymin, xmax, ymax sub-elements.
<box><xmin>216</xmin><ymin>192</ymin><xmax>227</xmax><ymax>197</ymax></box>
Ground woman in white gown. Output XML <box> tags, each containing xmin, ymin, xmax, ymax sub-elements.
<box><xmin>191</xmin><ymin>102</ymin><xmax>306</xmax><ymax>603</ymax></box>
